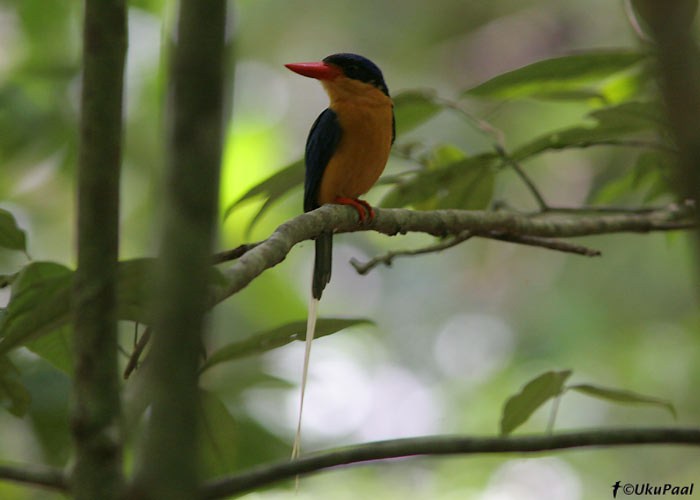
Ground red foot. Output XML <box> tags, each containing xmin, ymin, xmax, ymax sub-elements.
<box><xmin>355</xmin><ymin>199</ymin><xmax>375</xmax><ymax>221</ymax></box>
<box><xmin>334</xmin><ymin>196</ymin><xmax>374</xmax><ymax>223</ymax></box>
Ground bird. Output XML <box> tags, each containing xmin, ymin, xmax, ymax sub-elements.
<box><xmin>285</xmin><ymin>53</ymin><xmax>395</xmax><ymax>460</ymax></box>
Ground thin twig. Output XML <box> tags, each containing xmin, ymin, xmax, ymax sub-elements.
<box><xmin>563</xmin><ymin>139</ymin><xmax>676</xmax><ymax>153</ymax></box>
<box><xmin>351</xmin><ymin>230</ymin><xmax>600</xmax><ymax>275</ymax></box>
<box><xmin>432</xmin><ymin>95</ymin><xmax>506</xmax><ymax>147</ymax></box>
<box><xmin>0</xmin><ymin>463</ymin><xmax>68</xmax><ymax>493</ymax></box>
<box><xmin>350</xmin><ymin>231</ymin><xmax>473</xmax><ymax>275</ymax></box>
<box><xmin>200</xmin><ymin>427</ymin><xmax>700</xmax><ymax>499</ymax></box>
<box><xmin>483</xmin><ymin>232</ymin><xmax>602</xmax><ymax>256</ymax></box>
<box><xmin>123</xmin><ymin>327</ymin><xmax>151</xmax><ymax>379</ymax></box>
<box><xmin>496</xmin><ymin>146</ymin><xmax>550</xmax><ymax>211</ymax></box>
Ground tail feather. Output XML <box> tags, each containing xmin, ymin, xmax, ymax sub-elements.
<box><xmin>291</xmin><ymin>232</ymin><xmax>332</xmax><ymax>486</ymax></box>
<box><xmin>292</xmin><ymin>233</ymin><xmax>333</xmax><ymax>478</ymax></box>
<box><xmin>291</xmin><ymin>297</ymin><xmax>319</xmax><ymax>461</ymax></box>
<box><xmin>312</xmin><ymin>232</ymin><xmax>332</xmax><ymax>300</ymax></box>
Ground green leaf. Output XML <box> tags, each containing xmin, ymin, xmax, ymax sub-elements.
<box><xmin>465</xmin><ymin>51</ymin><xmax>648</xmax><ymax>100</ymax></box>
<box><xmin>198</xmin><ymin>388</ymin><xmax>297</xmax><ymax>472</ymax></box>
<box><xmin>0</xmin><ymin>272</ymin><xmax>19</xmax><ymax>288</ymax></box>
<box><xmin>511</xmin><ymin>101</ymin><xmax>662</xmax><ymax>161</ymax></box>
<box><xmin>199</xmin><ymin>390</ymin><xmax>239</xmax><ymax>477</ymax></box>
<box><xmin>435</xmin><ymin>159</ymin><xmax>496</xmax><ymax>210</ymax></box>
<box><xmin>0</xmin><ymin>262</ymin><xmax>73</xmax><ymax>355</ymax></box>
<box><xmin>500</xmin><ymin>370</ymin><xmax>572</xmax><ymax>435</ymax></box>
<box><xmin>587</xmin><ymin>101</ymin><xmax>662</xmax><ymax>128</ymax></box>
<box><xmin>23</xmin><ymin>365</ymin><xmax>71</xmax><ymax>465</ymax></box>
<box><xmin>114</xmin><ymin>258</ymin><xmax>159</xmax><ymax>324</ymax></box>
<box><xmin>429</xmin><ymin>144</ymin><xmax>466</xmax><ymax>167</ymax></box>
<box><xmin>0</xmin><ymin>259</ymin><xmax>228</xmax><ymax>357</ymax></box>
<box><xmin>0</xmin><ymin>209</ymin><xmax>27</xmax><ymax>253</ymax></box>
<box><xmin>0</xmin><ymin>355</ymin><xmax>31</xmax><ymax>417</ymax></box>
<box><xmin>200</xmin><ymin>317</ymin><xmax>372</xmax><ymax>374</ymax></box>
<box><xmin>593</xmin><ymin>150</ymin><xmax>674</xmax><ymax>204</ymax></box>
<box><xmin>393</xmin><ymin>90</ymin><xmax>443</xmax><ymax>135</ymax></box>
<box><xmin>25</xmin><ymin>325</ymin><xmax>73</xmax><ymax>375</ymax></box>
<box><xmin>569</xmin><ymin>383</ymin><xmax>676</xmax><ymax>419</ymax></box>
<box><xmin>381</xmin><ymin>152</ymin><xmax>498</xmax><ymax>209</ymax></box>
<box><xmin>223</xmin><ymin>159</ymin><xmax>304</xmax><ymax>221</ymax></box>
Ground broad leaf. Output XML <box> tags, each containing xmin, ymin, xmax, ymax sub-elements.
<box><xmin>223</xmin><ymin>159</ymin><xmax>304</xmax><ymax>221</ymax></box>
<box><xmin>0</xmin><ymin>262</ymin><xmax>73</xmax><ymax>355</ymax></box>
<box><xmin>115</xmin><ymin>258</ymin><xmax>159</xmax><ymax>324</ymax></box>
<box><xmin>200</xmin><ymin>318</ymin><xmax>372</xmax><ymax>373</ymax></box>
<box><xmin>199</xmin><ymin>388</ymin><xmax>290</xmax><ymax>470</ymax></box>
<box><xmin>435</xmin><ymin>159</ymin><xmax>496</xmax><ymax>210</ymax></box>
<box><xmin>0</xmin><ymin>355</ymin><xmax>31</xmax><ymax>417</ymax></box>
<box><xmin>25</xmin><ymin>325</ymin><xmax>73</xmax><ymax>375</ymax></box>
<box><xmin>393</xmin><ymin>90</ymin><xmax>443</xmax><ymax>135</ymax></box>
<box><xmin>594</xmin><ymin>150</ymin><xmax>674</xmax><ymax>204</ymax></box>
<box><xmin>0</xmin><ymin>209</ymin><xmax>27</xmax><ymax>253</ymax></box>
<box><xmin>0</xmin><ymin>259</ymin><xmax>228</xmax><ymax>357</ymax></box>
<box><xmin>23</xmin><ymin>364</ymin><xmax>72</xmax><ymax>465</ymax></box>
<box><xmin>381</xmin><ymin>152</ymin><xmax>498</xmax><ymax>209</ymax></box>
<box><xmin>569</xmin><ymin>383</ymin><xmax>676</xmax><ymax>419</ymax></box>
<box><xmin>500</xmin><ymin>370</ymin><xmax>572</xmax><ymax>435</ymax></box>
<box><xmin>511</xmin><ymin>101</ymin><xmax>662</xmax><ymax>161</ymax></box>
<box><xmin>199</xmin><ymin>390</ymin><xmax>239</xmax><ymax>477</ymax></box>
<box><xmin>465</xmin><ymin>51</ymin><xmax>647</xmax><ymax>100</ymax></box>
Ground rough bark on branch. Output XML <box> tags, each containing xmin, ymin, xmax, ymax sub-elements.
<box><xmin>221</xmin><ymin>203</ymin><xmax>695</xmax><ymax>300</ymax></box>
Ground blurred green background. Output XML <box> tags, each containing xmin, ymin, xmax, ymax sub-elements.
<box><xmin>0</xmin><ymin>0</ymin><xmax>698</xmax><ymax>498</ymax></box>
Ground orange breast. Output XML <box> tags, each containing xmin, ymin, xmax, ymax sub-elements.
<box><xmin>317</xmin><ymin>78</ymin><xmax>393</xmax><ymax>205</ymax></box>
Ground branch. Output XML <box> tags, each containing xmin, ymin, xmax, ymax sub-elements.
<box><xmin>560</xmin><ymin>138</ymin><xmax>677</xmax><ymax>153</ymax></box>
<box><xmin>212</xmin><ymin>242</ymin><xmax>261</xmax><ymax>264</ymax></box>
<box><xmin>538</xmin><ymin>205</ymin><xmax>668</xmax><ymax>215</ymax></box>
<box><xmin>496</xmin><ymin>146</ymin><xmax>549</xmax><ymax>211</ymax></box>
<box><xmin>0</xmin><ymin>463</ymin><xmax>68</xmax><ymax>493</ymax></box>
<box><xmin>483</xmin><ymin>232</ymin><xmax>602</xmax><ymax>256</ymax></box>
<box><xmin>351</xmin><ymin>230</ymin><xmax>474</xmax><ymax>274</ymax></box>
<box><xmin>201</xmin><ymin>427</ymin><xmax>700</xmax><ymax>499</ymax></box>
<box><xmin>351</xmin><ymin>230</ymin><xmax>601</xmax><ymax>275</ymax></box>
<box><xmin>122</xmin><ymin>326</ymin><xmax>151</xmax><ymax>379</ymax></box>
<box><xmin>131</xmin><ymin>0</ymin><xmax>227</xmax><ymax>498</ymax></box>
<box><xmin>636</xmin><ymin>0</ymin><xmax>700</xmax><ymax>294</ymax></box>
<box><xmin>219</xmin><ymin>202</ymin><xmax>695</xmax><ymax>301</ymax></box>
<box><xmin>72</xmin><ymin>0</ymin><xmax>127</xmax><ymax>497</ymax></box>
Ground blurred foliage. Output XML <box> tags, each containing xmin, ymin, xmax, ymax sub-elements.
<box><xmin>200</xmin><ymin>318</ymin><xmax>373</xmax><ymax>373</ymax></box>
<box><xmin>0</xmin><ymin>0</ymin><xmax>698</xmax><ymax>499</ymax></box>
<box><xmin>500</xmin><ymin>370</ymin><xmax>675</xmax><ymax>435</ymax></box>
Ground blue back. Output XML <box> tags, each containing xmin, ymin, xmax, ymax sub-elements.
<box><xmin>304</xmin><ymin>108</ymin><xmax>342</xmax><ymax>212</ymax></box>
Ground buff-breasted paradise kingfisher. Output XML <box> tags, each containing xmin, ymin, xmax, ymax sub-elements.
<box><xmin>285</xmin><ymin>53</ymin><xmax>395</xmax><ymax>459</ymax></box>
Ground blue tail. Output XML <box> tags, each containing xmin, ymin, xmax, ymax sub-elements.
<box><xmin>312</xmin><ymin>231</ymin><xmax>332</xmax><ymax>299</ymax></box>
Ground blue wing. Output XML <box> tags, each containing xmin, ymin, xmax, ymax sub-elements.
<box><xmin>304</xmin><ymin>108</ymin><xmax>342</xmax><ymax>212</ymax></box>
